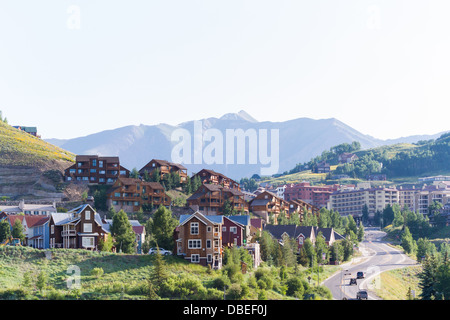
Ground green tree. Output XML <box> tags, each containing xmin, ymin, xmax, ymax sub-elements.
<box><xmin>150</xmin><ymin>247</ymin><xmax>169</xmax><ymax>293</ymax></box>
<box><xmin>111</xmin><ymin>210</ymin><xmax>136</xmax><ymax>253</ymax></box>
<box><xmin>0</xmin><ymin>219</ymin><xmax>11</xmax><ymax>243</ymax></box>
<box><xmin>419</xmin><ymin>254</ymin><xmax>440</xmax><ymax>300</ymax></box>
<box><xmin>151</xmin><ymin>205</ymin><xmax>178</xmax><ymax>250</ymax></box>
<box><xmin>12</xmin><ymin>219</ymin><xmax>25</xmax><ymax>244</ymax></box>
<box><xmin>130</xmin><ymin>167</ymin><xmax>140</xmax><ymax>179</ymax></box>
<box><xmin>401</xmin><ymin>227</ymin><xmax>416</xmax><ymax>255</ymax></box>
<box><xmin>357</xmin><ymin>224</ymin><xmax>365</xmax><ymax>242</ymax></box>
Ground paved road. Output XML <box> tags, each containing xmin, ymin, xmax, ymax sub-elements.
<box><xmin>323</xmin><ymin>227</ymin><xmax>419</xmax><ymax>300</ymax></box>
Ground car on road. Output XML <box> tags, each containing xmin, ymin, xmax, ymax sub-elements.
<box><xmin>148</xmin><ymin>247</ymin><xmax>172</xmax><ymax>255</ymax></box>
<box><xmin>349</xmin><ymin>278</ymin><xmax>357</xmax><ymax>285</ymax></box>
<box><xmin>356</xmin><ymin>290</ymin><xmax>368</xmax><ymax>300</ymax></box>
<box><xmin>356</xmin><ymin>271</ymin><xmax>365</xmax><ymax>279</ymax></box>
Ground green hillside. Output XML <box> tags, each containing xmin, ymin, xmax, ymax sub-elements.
<box><xmin>0</xmin><ymin>121</ymin><xmax>74</xmax><ymax>166</ymax></box>
<box><xmin>0</xmin><ymin>246</ymin><xmax>336</xmax><ymax>300</ymax></box>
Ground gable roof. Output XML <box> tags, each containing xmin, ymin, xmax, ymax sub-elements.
<box><xmin>179</xmin><ymin>211</ymin><xmax>223</xmax><ymax>226</ymax></box>
<box><xmin>264</xmin><ymin>225</ymin><xmax>315</xmax><ymax>240</ymax></box>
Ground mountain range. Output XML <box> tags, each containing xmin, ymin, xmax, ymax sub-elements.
<box><xmin>46</xmin><ymin>111</ymin><xmax>447</xmax><ymax>180</ymax></box>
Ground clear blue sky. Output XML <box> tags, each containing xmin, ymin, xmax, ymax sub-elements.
<box><xmin>0</xmin><ymin>1</ymin><xmax>449</xmax><ymax>140</ymax></box>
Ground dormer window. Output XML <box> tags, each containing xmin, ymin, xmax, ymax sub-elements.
<box><xmin>85</xmin><ymin>211</ymin><xmax>91</xmax><ymax>220</ymax></box>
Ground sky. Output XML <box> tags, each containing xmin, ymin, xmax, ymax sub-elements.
<box><xmin>0</xmin><ymin>0</ymin><xmax>449</xmax><ymax>140</ymax></box>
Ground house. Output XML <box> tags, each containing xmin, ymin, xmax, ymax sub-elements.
<box><xmin>3</xmin><ymin>215</ymin><xmax>50</xmax><ymax>248</ymax></box>
<box><xmin>314</xmin><ymin>227</ymin><xmax>344</xmax><ymax>247</ymax></box>
<box><xmin>13</xmin><ymin>126</ymin><xmax>40</xmax><ymax>138</ymax></box>
<box><xmin>139</xmin><ymin>159</ymin><xmax>188</xmax><ymax>183</ymax></box>
<box><xmin>288</xmin><ymin>199</ymin><xmax>320</xmax><ymax>219</ymax></box>
<box><xmin>248</xmin><ymin>191</ymin><xmax>290</xmax><ymax>223</ymax></box>
<box><xmin>176</xmin><ymin>211</ymin><xmax>224</xmax><ymax>269</ymax></box>
<box><xmin>264</xmin><ymin>225</ymin><xmax>316</xmax><ymax>253</ymax></box>
<box><xmin>187</xmin><ymin>183</ymin><xmax>248</xmax><ymax>215</ymax></box>
<box><xmin>106</xmin><ymin>177</ymin><xmax>171</xmax><ymax>213</ymax></box>
<box><xmin>192</xmin><ymin>169</ymin><xmax>240</xmax><ymax>190</ymax></box>
<box><xmin>64</xmin><ymin>155</ymin><xmax>130</xmax><ymax>184</ymax></box>
<box><xmin>222</xmin><ymin>216</ymin><xmax>247</xmax><ymax>247</ymax></box>
<box><xmin>313</xmin><ymin>161</ymin><xmax>331</xmax><ymax>174</ymax></box>
<box><xmin>338</xmin><ymin>153</ymin><xmax>359</xmax><ymax>164</ymax></box>
<box><xmin>0</xmin><ymin>200</ymin><xmax>57</xmax><ymax>215</ymax></box>
<box><xmin>49</xmin><ymin>204</ymin><xmax>109</xmax><ymax>249</ymax></box>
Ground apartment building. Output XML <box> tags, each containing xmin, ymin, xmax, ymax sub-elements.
<box><xmin>187</xmin><ymin>183</ymin><xmax>248</xmax><ymax>215</ymax></box>
<box><xmin>64</xmin><ymin>155</ymin><xmax>130</xmax><ymax>184</ymax></box>
<box><xmin>248</xmin><ymin>191</ymin><xmax>290</xmax><ymax>223</ymax></box>
<box><xmin>139</xmin><ymin>159</ymin><xmax>188</xmax><ymax>183</ymax></box>
<box><xmin>106</xmin><ymin>177</ymin><xmax>171</xmax><ymax>213</ymax></box>
<box><xmin>284</xmin><ymin>182</ymin><xmax>341</xmax><ymax>208</ymax></box>
<box><xmin>192</xmin><ymin>169</ymin><xmax>240</xmax><ymax>190</ymax></box>
<box><xmin>415</xmin><ymin>183</ymin><xmax>450</xmax><ymax>215</ymax></box>
<box><xmin>329</xmin><ymin>186</ymin><xmax>399</xmax><ymax>217</ymax></box>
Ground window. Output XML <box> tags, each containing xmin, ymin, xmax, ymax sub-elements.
<box><xmin>82</xmin><ymin>237</ymin><xmax>95</xmax><ymax>248</ymax></box>
<box><xmin>206</xmin><ymin>239</ymin><xmax>211</xmax><ymax>249</ymax></box>
<box><xmin>99</xmin><ymin>161</ymin><xmax>104</xmax><ymax>168</ymax></box>
<box><xmin>188</xmin><ymin>239</ymin><xmax>201</xmax><ymax>249</ymax></box>
<box><xmin>190</xmin><ymin>222</ymin><xmax>199</xmax><ymax>235</ymax></box>
<box><xmin>51</xmin><ymin>225</ymin><xmax>54</xmax><ymax>234</ymax></box>
<box><xmin>230</xmin><ymin>227</ymin><xmax>237</xmax><ymax>234</ymax></box>
<box><xmin>92</xmin><ymin>159</ymin><xmax>97</xmax><ymax>167</ymax></box>
<box><xmin>222</xmin><ymin>226</ymin><xmax>227</xmax><ymax>232</ymax></box>
<box><xmin>191</xmin><ymin>254</ymin><xmax>200</xmax><ymax>263</ymax></box>
<box><xmin>207</xmin><ymin>254</ymin><xmax>212</xmax><ymax>263</ymax></box>
<box><xmin>83</xmin><ymin>223</ymin><xmax>92</xmax><ymax>233</ymax></box>
<box><xmin>85</xmin><ymin>211</ymin><xmax>91</xmax><ymax>220</ymax></box>
<box><xmin>207</xmin><ymin>226</ymin><xmax>212</xmax><ymax>232</ymax></box>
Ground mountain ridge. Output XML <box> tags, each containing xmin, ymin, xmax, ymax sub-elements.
<box><xmin>44</xmin><ymin>111</ymin><xmax>448</xmax><ymax>180</ymax></box>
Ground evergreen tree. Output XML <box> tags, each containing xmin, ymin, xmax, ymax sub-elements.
<box><xmin>150</xmin><ymin>246</ymin><xmax>169</xmax><ymax>293</ymax></box>
<box><xmin>0</xmin><ymin>219</ymin><xmax>11</xmax><ymax>243</ymax></box>
<box><xmin>12</xmin><ymin>219</ymin><xmax>25</xmax><ymax>244</ymax></box>
<box><xmin>419</xmin><ymin>254</ymin><xmax>440</xmax><ymax>300</ymax></box>
<box><xmin>111</xmin><ymin>209</ymin><xmax>136</xmax><ymax>253</ymax></box>
<box><xmin>401</xmin><ymin>227</ymin><xmax>416</xmax><ymax>255</ymax></box>
<box><xmin>152</xmin><ymin>205</ymin><xmax>178</xmax><ymax>250</ymax></box>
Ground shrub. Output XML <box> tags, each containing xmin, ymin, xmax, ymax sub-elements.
<box><xmin>90</xmin><ymin>267</ymin><xmax>104</xmax><ymax>278</ymax></box>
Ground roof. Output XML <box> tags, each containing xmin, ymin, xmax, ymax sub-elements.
<box><xmin>50</xmin><ymin>212</ymin><xmax>76</xmax><ymax>226</ymax></box>
<box><xmin>179</xmin><ymin>211</ymin><xmax>223</xmax><ymax>226</ymax></box>
<box><xmin>114</xmin><ymin>177</ymin><xmax>165</xmax><ymax>190</ymax></box>
<box><xmin>227</xmin><ymin>215</ymin><xmax>250</xmax><ymax>226</ymax></box>
<box><xmin>264</xmin><ymin>225</ymin><xmax>315</xmax><ymax>240</ymax></box>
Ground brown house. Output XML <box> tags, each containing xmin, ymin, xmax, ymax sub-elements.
<box><xmin>192</xmin><ymin>169</ymin><xmax>240</xmax><ymax>190</ymax></box>
<box><xmin>49</xmin><ymin>204</ymin><xmax>109</xmax><ymax>249</ymax></box>
<box><xmin>106</xmin><ymin>177</ymin><xmax>171</xmax><ymax>213</ymax></box>
<box><xmin>175</xmin><ymin>211</ymin><xmax>223</xmax><ymax>269</ymax></box>
<box><xmin>64</xmin><ymin>155</ymin><xmax>130</xmax><ymax>184</ymax></box>
<box><xmin>187</xmin><ymin>183</ymin><xmax>248</xmax><ymax>215</ymax></box>
<box><xmin>139</xmin><ymin>159</ymin><xmax>188</xmax><ymax>183</ymax></box>
<box><xmin>248</xmin><ymin>191</ymin><xmax>290</xmax><ymax>223</ymax></box>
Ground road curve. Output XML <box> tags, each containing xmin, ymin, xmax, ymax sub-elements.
<box><xmin>323</xmin><ymin>227</ymin><xmax>419</xmax><ymax>300</ymax></box>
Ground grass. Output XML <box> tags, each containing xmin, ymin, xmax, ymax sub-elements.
<box><xmin>0</xmin><ymin>246</ymin><xmax>335</xmax><ymax>300</ymax></box>
<box><xmin>374</xmin><ymin>266</ymin><xmax>422</xmax><ymax>300</ymax></box>
<box><xmin>0</xmin><ymin>121</ymin><xmax>74</xmax><ymax>166</ymax></box>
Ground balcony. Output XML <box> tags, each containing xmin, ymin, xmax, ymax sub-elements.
<box><xmin>61</xmin><ymin>230</ymin><xmax>76</xmax><ymax>237</ymax></box>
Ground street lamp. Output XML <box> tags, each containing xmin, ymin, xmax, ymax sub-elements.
<box><xmin>341</xmin><ymin>269</ymin><xmax>351</xmax><ymax>300</ymax></box>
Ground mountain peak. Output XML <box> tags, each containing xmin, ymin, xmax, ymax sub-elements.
<box><xmin>219</xmin><ymin>110</ymin><xmax>258</xmax><ymax>123</ymax></box>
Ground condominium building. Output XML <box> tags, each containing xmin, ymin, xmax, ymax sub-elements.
<box><xmin>64</xmin><ymin>155</ymin><xmax>130</xmax><ymax>184</ymax></box>
<box><xmin>329</xmin><ymin>186</ymin><xmax>399</xmax><ymax>217</ymax></box>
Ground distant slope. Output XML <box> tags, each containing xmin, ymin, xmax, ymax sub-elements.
<box><xmin>44</xmin><ymin>111</ymin><xmax>448</xmax><ymax>180</ymax></box>
<box><xmin>0</xmin><ymin>121</ymin><xmax>74</xmax><ymax>166</ymax></box>
<box><xmin>0</xmin><ymin>121</ymin><xmax>75</xmax><ymax>199</ymax></box>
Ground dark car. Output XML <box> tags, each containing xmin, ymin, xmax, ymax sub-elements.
<box><xmin>357</xmin><ymin>271</ymin><xmax>365</xmax><ymax>279</ymax></box>
<box><xmin>357</xmin><ymin>290</ymin><xmax>368</xmax><ymax>300</ymax></box>
<box><xmin>349</xmin><ymin>278</ymin><xmax>357</xmax><ymax>285</ymax></box>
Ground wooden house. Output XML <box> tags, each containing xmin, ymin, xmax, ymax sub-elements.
<box><xmin>139</xmin><ymin>159</ymin><xmax>188</xmax><ymax>183</ymax></box>
<box><xmin>106</xmin><ymin>177</ymin><xmax>171</xmax><ymax>213</ymax></box>
<box><xmin>49</xmin><ymin>204</ymin><xmax>109</xmax><ymax>249</ymax></box>
<box><xmin>176</xmin><ymin>211</ymin><xmax>223</xmax><ymax>269</ymax></box>
<box><xmin>187</xmin><ymin>183</ymin><xmax>247</xmax><ymax>215</ymax></box>
<box><xmin>64</xmin><ymin>155</ymin><xmax>130</xmax><ymax>184</ymax></box>
<box><xmin>192</xmin><ymin>169</ymin><xmax>240</xmax><ymax>190</ymax></box>
<box><xmin>248</xmin><ymin>191</ymin><xmax>290</xmax><ymax>223</ymax></box>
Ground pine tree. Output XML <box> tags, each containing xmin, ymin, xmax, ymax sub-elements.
<box><xmin>111</xmin><ymin>210</ymin><xmax>136</xmax><ymax>253</ymax></box>
<box><xmin>150</xmin><ymin>246</ymin><xmax>169</xmax><ymax>293</ymax></box>
<box><xmin>419</xmin><ymin>254</ymin><xmax>440</xmax><ymax>300</ymax></box>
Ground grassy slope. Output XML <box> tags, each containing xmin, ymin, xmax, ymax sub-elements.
<box><xmin>0</xmin><ymin>121</ymin><xmax>74</xmax><ymax>166</ymax></box>
<box><xmin>374</xmin><ymin>266</ymin><xmax>422</xmax><ymax>300</ymax></box>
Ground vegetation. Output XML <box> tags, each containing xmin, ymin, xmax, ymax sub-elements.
<box><xmin>0</xmin><ymin>245</ymin><xmax>336</xmax><ymax>300</ymax></box>
<box><xmin>0</xmin><ymin>118</ymin><xmax>74</xmax><ymax>166</ymax></box>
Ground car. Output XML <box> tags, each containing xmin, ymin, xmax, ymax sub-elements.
<box><xmin>357</xmin><ymin>271</ymin><xmax>365</xmax><ymax>279</ymax></box>
<box><xmin>356</xmin><ymin>290</ymin><xmax>368</xmax><ymax>300</ymax></box>
<box><xmin>148</xmin><ymin>247</ymin><xmax>172</xmax><ymax>255</ymax></box>
<box><xmin>349</xmin><ymin>278</ymin><xmax>357</xmax><ymax>285</ymax></box>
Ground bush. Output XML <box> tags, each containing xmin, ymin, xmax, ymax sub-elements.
<box><xmin>90</xmin><ymin>267</ymin><xmax>104</xmax><ymax>278</ymax></box>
